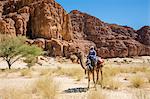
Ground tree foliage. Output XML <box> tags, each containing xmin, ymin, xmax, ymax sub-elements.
<box><xmin>0</xmin><ymin>35</ymin><xmax>43</xmax><ymax>69</ymax></box>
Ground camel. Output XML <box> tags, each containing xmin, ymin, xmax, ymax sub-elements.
<box><xmin>75</xmin><ymin>50</ymin><xmax>103</xmax><ymax>89</ymax></box>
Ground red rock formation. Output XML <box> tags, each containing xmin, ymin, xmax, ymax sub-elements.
<box><xmin>137</xmin><ymin>26</ymin><xmax>150</xmax><ymax>45</ymax></box>
<box><xmin>69</xmin><ymin>10</ymin><xmax>150</xmax><ymax>58</ymax></box>
<box><xmin>0</xmin><ymin>2</ymin><xmax>3</xmax><ymax>17</ymax></box>
<box><xmin>0</xmin><ymin>0</ymin><xmax>73</xmax><ymax>40</ymax></box>
<box><xmin>30</xmin><ymin>0</ymin><xmax>73</xmax><ymax>40</ymax></box>
<box><xmin>0</xmin><ymin>1</ymin><xmax>149</xmax><ymax>58</ymax></box>
<box><xmin>45</xmin><ymin>39</ymin><xmax>63</xmax><ymax>56</ymax></box>
<box><xmin>32</xmin><ymin>38</ymin><xmax>45</xmax><ymax>49</ymax></box>
<box><xmin>0</xmin><ymin>18</ymin><xmax>16</xmax><ymax>35</ymax></box>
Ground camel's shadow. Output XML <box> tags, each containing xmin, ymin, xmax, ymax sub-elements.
<box><xmin>63</xmin><ymin>87</ymin><xmax>88</xmax><ymax>93</ymax></box>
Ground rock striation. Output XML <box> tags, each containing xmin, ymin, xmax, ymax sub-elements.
<box><xmin>69</xmin><ymin>10</ymin><xmax>150</xmax><ymax>58</ymax></box>
<box><xmin>0</xmin><ymin>0</ymin><xmax>149</xmax><ymax>58</ymax></box>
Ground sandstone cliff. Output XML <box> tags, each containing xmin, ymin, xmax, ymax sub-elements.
<box><xmin>69</xmin><ymin>10</ymin><xmax>150</xmax><ymax>58</ymax></box>
<box><xmin>0</xmin><ymin>0</ymin><xmax>149</xmax><ymax>58</ymax></box>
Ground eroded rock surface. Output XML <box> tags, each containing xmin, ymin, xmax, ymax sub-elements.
<box><xmin>0</xmin><ymin>1</ymin><xmax>149</xmax><ymax>58</ymax></box>
<box><xmin>69</xmin><ymin>10</ymin><xmax>150</xmax><ymax>58</ymax></box>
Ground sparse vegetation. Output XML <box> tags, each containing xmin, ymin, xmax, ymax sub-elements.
<box><xmin>0</xmin><ymin>56</ymin><xmax>149</xmax><ymax>99</ymax></box>
<box><xmin>39</xmin><ymin>68</ymin><xmax>55</xmax><ymax>76</ymax></box>
<box><xmin>147</xmin><ymin>75</ymin><xmax>150</xmax><ymax>83</ymax></box>
<box><xmin>133</xmin><ymin>90</ymin><xmax>149</xmax><ymax>99</ymax></box>
<box><xmin>130</xmin><ymin>75</ymin><xmax>145</xmax><ymax>88</ymax></box>
<box><xmin>20</xmin><ymin>68</ymin><xmax>32</xmax><ymax>77</ymax></box>
<box><xmin>4</xmin><ymin>68</ymin><xmax>20</xmax><ymax>73</ymax></box>
<box><xmin>56</xmin><ymin>67</ymin><xmax>84</xmax><ymax>81</ymax></box>
<box><xmin>24</xmin><ymin>57</ymin><xmax>37</xmax><ymax>68</ymax></box>
<box><xmin>103</xmin><ymin>65</ymin><xmax>149</xmax><ymax>78</ymax></box>
<box><xmin>101</xmin><ymin>77</ymin><xmax>121</xmax><ymax>90</ymax></box>
<box><xmin>87</xmin><ymin>89</ymin><xmax>106</xmax><ymax>99</ymax></box>
<box><xmin>1</xmin><ymin>88</ymin><xmax>32</xmax><ymax>99</ymax></box>
<box><xmin>103</xmin><ymin>66</ymin><xmax>121</xmax><ymax>77</ymax></box>
<box><xmin>0</xmin><ymin>35</ymin><xmax>42</xmax><ymax>69</ymax></box>
<box><xmin>35</xmin><ymin>77</ymin><xmax>58</xmax><ymax>99</ymax></box>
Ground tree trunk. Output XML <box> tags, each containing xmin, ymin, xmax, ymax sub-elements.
<box><xmin>8</xmin><ymin>64</ymin><xmax>11</xmax><ymax>69</ymax></box>
<box><xmin>6</xmin><ymin>61</ymin><xmax>11</xmax><ymax>69</ymax></box>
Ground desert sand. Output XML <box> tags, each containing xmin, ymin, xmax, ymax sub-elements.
<box><xmin>0</xmin><ymin>56</ymin><xmax>150</xmax><ymax>99</ymax></box>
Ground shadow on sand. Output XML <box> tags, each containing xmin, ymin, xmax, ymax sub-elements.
<box><xmin>63</xmin><ymin>87</ymin><xmax>88</xmax><ymax>93</ymax></box>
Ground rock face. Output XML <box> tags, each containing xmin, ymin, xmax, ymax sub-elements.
<box><xmin>0</xmin><ymin>18</ymin><xmax>16</xmax><ymax>35</ymax></box>
<box><xmin>137</xmin><ymin>26</ymin><xmax>150</xmax><ymax>45</ymax></box>
<box><xmin>69</xmin><ymin>10</ymin><xmax>150</xmax><ymax>58</ymax></box>
<box><xmin>45</xmin><ymin>39</ymin><xmax>63</xmax><ymax>56</ymax></box>
<box><xmin>0</xmin><ymin>0</ymin><xmax>73</xmax><ymax>40</ymax></box>
<box><xmin>30</xmin><ymin>0</ymin><xmax>73</xmax><ymax>40</ymax></box>
<box><xmin>0</xmin><ymin>0</ymin><xmax>149</xmax><ymax>58</ymax></box>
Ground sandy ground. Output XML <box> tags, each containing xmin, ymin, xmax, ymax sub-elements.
<box><xmin>0</xmin><ymin>56</ymin><xmax>149</xmax><ymax>99</ymax></box>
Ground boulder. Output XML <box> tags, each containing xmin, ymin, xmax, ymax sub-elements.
<box><xmin>45</xmin><ymin>39</ymin><xmax>63</xmax><ymax>56</ymax></box>
<box><xmin>32</xmin><ymin>38</ymin><xmax>45</xmax><ymax>49</ymax></box>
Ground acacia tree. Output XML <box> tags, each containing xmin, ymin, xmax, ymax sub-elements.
<box><xmin>0</xmin><ymin>35</ymin><xmax>42</xmax><ymax>69</ymax></box>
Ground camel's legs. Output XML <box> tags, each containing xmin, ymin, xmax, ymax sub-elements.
<box><xmin>92</xmin><ymin>70</ymin><xmax>97</xmax><ymax>89</ymax></box>
<box><xmin>87</xmin><ymin>71</ymin><xmax>90</xmax><ymax>89</ymax></box>
<box><xmin>96</xmin><ymin>69</ymin><xmax>99</xmax><ymax>84</ymax></box>
<box><xmin>100</xmin><ymin>67</ymin><xmax>103</xmax><ymax>87</ymax></box>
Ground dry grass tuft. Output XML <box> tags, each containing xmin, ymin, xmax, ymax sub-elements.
<box><xmin>133</xmin><ymin>90</ymin><xmax>149</xmax><ymax>99</ymax></box>
<box><xmin>39</xmin><ymin>68</ymin><xmax>55</xmax><ymax>76</ymax></box>
<box><xmin>87</xmin><ymin>89</ymin><xmax>106</xmax><ymax>99</ymax></box>
<box><xmin>56</xmin><ymin>67</ymin><xmax>84</xmax><ymax>81</ymax></box>
<box><xmin>145</xmin><ymin>68</ymin><xmax>150</xmax><ymax>83</ymax></box>
<box><xmin>103</xmin><ymin>66</ymin><xmax>149</xmax><ymax>78</ymax></box>
<box><xmin>20</xmin><ymin>68</ymin><xmax>32</xmax><ymax>77</ymax></box>
<box><xmin>0</xmin><ymin>88</ymin><xmax>32</xmax><ymax>99</ymax></box>
<box><xmin>35</xmin><ymin>77</ymin><xmax>58</xmax><ymax>99</ymax></box>
<box><xmin>103</xmin><ymin>66</ymin><xmax>121</xmax><ymax>77</ymax></box>
<box><xmin>6</xmin><ymin>69</ymin><xmax>20</xmax><ymax>73</ymax></box>
<box><xmin>147</xmin><ymin>75</ymin><xmax>150</xmax><ymax>83</ymax></box>
<box><xmin>101</xmin><ymin>77</ymin><xmax>121</xmax><ymax>90</ymax></box>
<box><xmin>126</xmin><ymin>66</ymin><xmax>148</xmax><ymax>74</ymax></box>
<box><xmin>130</xmin><ymin>75</ymin><xmax>145</xmax><ymax>88</ymax></box>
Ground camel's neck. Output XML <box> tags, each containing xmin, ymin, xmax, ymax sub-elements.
<box><xmin>79</xmin><ymin>57</ymin><xmax>86</xmax><ymax>70</ymax></box>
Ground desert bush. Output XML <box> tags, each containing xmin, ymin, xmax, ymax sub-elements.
<box><xmin>87</xmin><ymin>89</ymin><xmax>106</xmax><ymax>99</ymax></box>
<box><xmin>35</xmin><ymin>77</ymin><xmax>58</xmax><ymax>99</ymax></box>
<box><xmin>130</xmin><ymin>75</ymin><xmax>145</xmax><ymax>88</ymax></box>
<box><xmin>23</xmin><ymin>57</ymin><xmax>37</xmax><ymax>68</ymax></box>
